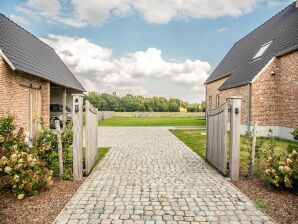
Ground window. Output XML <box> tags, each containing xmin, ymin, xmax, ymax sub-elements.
<box><xmin>209</xmin><ymin>96</ymin><xmax>212</xmax><ymax>109</ymax></box>
<box><xmin>216</xmin><ymin>94</ymin><xmax>220</xmax><ymax>108</ymax></box>
<box><xmin>253</xmin><ymin>41</ymin><xmax>272</xmax><ymax>60</ymax></box>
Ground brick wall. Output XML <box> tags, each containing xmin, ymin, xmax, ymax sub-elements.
<box><xmin>0</xmin><ymin>56</ymin><xmax>50</xmax><ymax>132</ymax></box>
<box><xmin>206</xmin><ymin>50</ymin><xmax>298</xmax><ymax>129</ymax></box>
<box><xmin>206</xmin><ymin>77</ymin><xmax>249</xmax><ymax>124</ymax></box>
<box><xmin>252</xmin><ymin>51</ymin><xmax>298</xmax><ymax>128</ymax></box>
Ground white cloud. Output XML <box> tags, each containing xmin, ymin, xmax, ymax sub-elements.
<box><xmin>131</xmin><ymin>0</ymin><xmax>259</xmax><ymax>24</ymax></box>
<box><xmin>83</xmin><ymin>79</ymin><xmax>98</xmax><ymax>92</ymax></box>
<box><xmin>266</xmin><ymin>0</ymin><xmax>285</xmax><ymax>8</ymax></box>
<box><xmin>40</xmin><ymin>35</ymin><xmax>211</xmax><ymax>98</ymax></box>
<box><xmin>10</xmin><ymin>14</ymin><xmax>30</xmax><ymax>26</ymax></box>
<box><xmin>16</xmin><ymin>0</ymin><xmax>260</xmax><ymax>27</ymax></box>
<box><xmin>71</xmin><ymin>0</ymin><xmax>121</xmax><ymax>26</ymax></box>
<box><xmin>26</xmin><ymin>0</ymin><xmax>61</xmax><ymax>16</ymax></box>
<box><xmin>217</xmin><ymin>27</ymin><xmax>229</xmax><ymax>33</ymax></box>
<box><xmin>15</xmin><ymin>5</ymin><xmax>40</xmax><ymax>22</ymax></box>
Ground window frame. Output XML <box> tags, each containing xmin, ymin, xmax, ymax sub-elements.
<box><xmin>216</xmin><ymin>94</ymin><xmax>220</xmax><ymax>108</ymax></box>
<box><xmin>252</xmin><ymin>41</ymin><xmax>272</xmax><ymax>60</ymax></box>
<box><xmin>208</xmin><ymin>96</ymin><xmax>212</xmax><ymax>110</ymax></box>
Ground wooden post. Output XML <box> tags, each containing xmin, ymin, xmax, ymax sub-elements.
<box><xmin>249</xmin><ymin>123</ymin><xmax>257</xmax><ymax>178</ymax></box>
<box><xmin>55</xmin><ymin>119</ymin><xmax>63</xmax><ymax>178</ymax></box>
<box><xmin>72</xmin><ymin>94</ymin><xmax>84</xmax><ymax>180</ymax></box>
<box><xmin>62</xmin><ymin>88</ymin><xmax>67</xmax><ymax>131</ymax></box>
<box><xmin>229</xmin><ymin>96</ymin><xmax>242</xmax><ymax>180</ymax></box>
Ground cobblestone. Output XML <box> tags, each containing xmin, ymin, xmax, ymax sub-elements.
<box><xmin>54</xmin><ymin>127</ymin><xmax>273</xmax><ymax>223</ymax></box>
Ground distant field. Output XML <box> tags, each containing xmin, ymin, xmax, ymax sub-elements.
<box><xmin>99</xmin><ymin>117</ymin><xmax>206</xmax><ymax>126</ymax></box>
<box><xmin>114</xmin><ymin>112</ymin><xmax>205</xmax><ymax>118</ymax></box>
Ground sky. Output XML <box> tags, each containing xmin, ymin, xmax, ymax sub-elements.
<box><xmin>0</xmin><ymin>0</ymin><xmax>293</xmax><ymax>103</ymax></box>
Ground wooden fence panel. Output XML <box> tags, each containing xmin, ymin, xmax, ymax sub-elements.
<box><xmin>85</xmin><ymin>100</ymin><xmax>98</xmax><ymax>174</ymax></box>
<box><xmin>72</xmin><ymin>94</ymin><xmax>84</xmax><ymax>180</ymax></box>
<box><xmin>206</xmin><ymin>103</ymin><xmax>228</xmax><ymax>175</ymax></box>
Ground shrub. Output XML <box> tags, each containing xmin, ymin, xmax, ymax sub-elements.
<box><xmin>0</xmin><ymin>115</ymin><xmax>53</xmax><ymax>199</ymax></box>
<box><xmin>262</xmin><ymin>129</ymin><xmax>298</xmax><ymax>191</ymax></box>
<box><xmin>291</xmin><ymin>128</ymin><xmax>298</xmax><ymax>141</ymax></box>
<box><xmin>288</xmin><ymin>128</ymin><xmax>298</xmax><ymax>154</ymax></box>
<box><xmin>264</xmin><ymin>150</ymin><xmax>298</xmax><ymax>190</ymax></box>
<box><xmin>35</xmin><ymin>124</ymin><xmax>73</xmax><ymax>180</ymax></box>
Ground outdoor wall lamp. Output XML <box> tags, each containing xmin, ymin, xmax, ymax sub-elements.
<box><xmin>235</xmin><ymin>108</ymin><xmax>240</xmax><ymax>114</ymax></box>
<box><xmin>74</xmin><ymin>99</ymin><xmax>79</xmax><ymax>112</ymax></box>
<box><xmin>75</xmin><ymin>105</ymin><xmax>79</xmax><ymax>113</ymax></box>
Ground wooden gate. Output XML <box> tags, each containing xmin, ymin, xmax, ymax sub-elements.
<box><xmin>20</xmin><ymin>83</ymin><xmax>42</xmax><ymax>139</ymax></box>
<box><xmin>206</xmin><ymin>96</ymin><xmax>242</xmax><ymax>180</ymax></box>
<box><xmin>72</xmin><ymin>95</ymin><xmax>99</xmax><ymax>180</ymax></box>
<box><xmin>30</xmin><ymin>88</ymin><xmax>42</xmax><ymax>139</ymax></box>
<box><xmin>85</xmin><ymin>100</ymin><xmax>98</xmax><ymax>174</ymax></box>
<box><xmin>206</xmin><ymin>103</ymin><xmax>228</xmax><ymax>175</ymax></box>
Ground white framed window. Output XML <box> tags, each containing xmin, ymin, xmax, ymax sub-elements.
<box><xmin>209</xmin><ymin>96</ymin><xmax>212</xmax><ymax>109</ymax></box>
<box><xmin>253</xmin><ymin>41</ymin><xmax>272</xmax><ymax>60</ymax></box>
<box><xmin>216</xmin><ymin>94</ymin><xmax>220</xmax><ymax>108</ymax></box>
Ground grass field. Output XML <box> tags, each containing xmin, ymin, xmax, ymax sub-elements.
<box><xmin>170</xmin><ymin>129</ymin><xmax>297</xmax><ymax>176</ymax></box>
<box><xmin>99</xmin><ymin>117</ymin><xmax>206</xmax><ymax>126</ymax></box>
<box><xmin>170</xmin><ymin>129</ymin><xmax>206</xmax><ymax>158</ymax></box>
<box><xmin>115</xmin><ymin>112</ymin><xmax>205</xmax><ymax>118</ymax></box>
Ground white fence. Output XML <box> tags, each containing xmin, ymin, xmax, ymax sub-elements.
<box><xmin>98</xmin><ymin>111</ymin><xmax>114</xmax><ymax>120</ymax></box>
<box><xmin>206</xmin><ymin>96</ymin><xmax>241</xmax><ymax>180</ymax></box>
<box><xmin>72</xmin><ymin>95</ymin><xmax>99</xmax><ymax>180</ymax></box>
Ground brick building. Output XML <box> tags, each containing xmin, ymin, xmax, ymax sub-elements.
<box><xmin>205</xmin><ymin>2</ymin><xmax>298</xmax><ymax>140</ymax></box>
<box><xmin>0</xmin><ymin>13</ymin><xmax>85</xmax><ymax>139</ymax></box>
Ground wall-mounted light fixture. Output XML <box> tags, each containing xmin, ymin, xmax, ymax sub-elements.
<box><xmin>270</xmin><ymin>70</ymin><xmax>276</xmax><ymax>75</ymax></box>
<box><xmin>74</xmin><ymin>98</ymin><xmax>79</xmax><ymax>112</ymax></box>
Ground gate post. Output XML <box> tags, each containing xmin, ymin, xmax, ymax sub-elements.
<box><xmin>72</xmin><ymin>94</ymin><xmax>84</xmax><ymax>180</ymax></box>
<box><xmin>229</xmin><ymin>96</ymin><xmax>242</xmax><ymax>180</ymax></box>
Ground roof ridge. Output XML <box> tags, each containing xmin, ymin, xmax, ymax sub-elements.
<box><xmin>0</xmin><ymin>12</ymin><xmax>55</xmax><ymax>52</ymax></box>
<box><xmin>234</xmin><ymin>2</ymin><xmax>295</xmax><ymax>46</ymax></box>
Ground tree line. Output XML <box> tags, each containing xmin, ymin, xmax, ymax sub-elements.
<box><xmin>85</xmin><ymin>92</ymin><xmax>206</xmax><ymax>112</ymax></box>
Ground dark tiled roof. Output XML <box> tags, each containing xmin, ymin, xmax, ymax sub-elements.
<box><xmin>205</xmin><ymin>3</ymin><xmax>298</xmax><ymax>90</ymax></box>
<box><xmin>0</xmin><ymin>13</ymin><xmax>85</xmax><ymax>92</ymax></box>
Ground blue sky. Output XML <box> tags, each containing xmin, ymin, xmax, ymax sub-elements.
<box><xmin>0</xmin><ymin>0</ymin><xmax>293</xmax><ymax>102</ymax></box>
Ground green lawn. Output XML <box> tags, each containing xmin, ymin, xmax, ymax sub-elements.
<box><xmin>84</xmin><ymin>147</ymin><xmax>110</xmax><ymax>173</ymax></box>
<box><xmin>99</xmin><ymin>117</ymin><xmax>206</xmax><ymax>126</ymax></box>
<box><xmin>96</xmin><ymin>147</ymin><xmax>110</xmax><ymax>165</ymax></box>
<box><xmin>170</xmin><ymin>129</ymin><xmax>297</xmax><ymax>176</ymax></box>
<box><xmin>170</xmin><ymin>129</ymin><xmax>206</xmax><ymax>159</ymax></box>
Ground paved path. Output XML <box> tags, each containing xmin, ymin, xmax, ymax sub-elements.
<box><xmin>54</xmin><ymin>127</ymin><xmax>273</xmax><ymax>224</ymax></box>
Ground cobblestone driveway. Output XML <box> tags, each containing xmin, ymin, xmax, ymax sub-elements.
<box><xmin>54</xmin><ymin>127</ymin><xmax>273</xmax><ymax>224</ymax></box>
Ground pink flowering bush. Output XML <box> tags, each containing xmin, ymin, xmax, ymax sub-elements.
<box><xmin>0</xmin><ymin>115</ymin><xmax>53</xmax><ymax>199</ymax></box>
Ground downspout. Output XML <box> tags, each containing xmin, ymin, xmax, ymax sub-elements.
<box><xmin>247</xmin><ymin>82</ymin><xmax>252</xmax><ymax>133</ymax></box>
